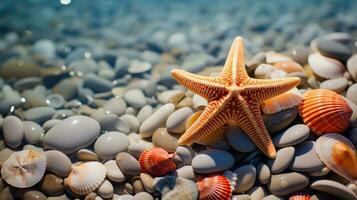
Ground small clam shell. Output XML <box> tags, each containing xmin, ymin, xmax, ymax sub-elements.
<box><xmin>289</xmin><ymin>194</ymin><xmax>311</xmax><ymax>200</ymax></box>
<box><xmin>139</xmin><ymin>148</ymin><xmax>176</xmax><ymax>177</ymax></box>
<box><xmin>197</xmin><ymin>174</ymin><xmax>233</xmax><ymax>200</ymax></box>
<box><xmin>1</xmin><ymin>150</ymin><xmax>46</xmax><ymax>188</ymax></box>
<box><xmin>262</xmin><ymin>87</ymin><xmax>303</xmax><ymax>114</ymax></box>
<box><xmin>64</xmin><ymin>162</ymin><xmax>106</xmax><ymax>195</ymax></box>
<box><xmin>316</xmin><ymin>133</ymin><xmax>357</xmax><ymax>184</ymax></box>
<box><xmin>265</xmin><ymin>51</ymin><xmax>293</xmax><ymax>64</ymax></box>
<box><xmin>308</xmin><ymin>53</ymin><xmax>345</xmax><ymax>79</ymax></box>
<box><xmin>298</xmin><ymin>89</ymin><xmax>352</xmax><ymax>135</ymax></box>
<box><xmin>273</xmin><ymin>61</ymin><xmax>304</xmax><ymax>73</ymax></box>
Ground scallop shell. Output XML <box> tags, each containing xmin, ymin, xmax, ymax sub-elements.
<box><xmin>316</xmin><ymin>133</ymin><xmax>357</xmax><ymax>184</ymax></box>
<box><xmin>1</xmin><ymin>150</ymin><xmax>46</xmax><ymax>188</ymax></box>
<box><xmin>262</xmin><ymin>87</ymin><xmax>303</xmax><ymax>114</ymax></box>
<box><xmin>298</xmin><ymin>89</ymin><xmax>352</xmax><ymax>135</ymax></box>
<box><xmin>139</xmin><ymin>148</ymin><xmax>176</xmax><ymax>177</ymax></box>
<box><xmin>64</xmin><ymin>161</ymin><xmax>107</xmax><ymax>195</ymax></box>
<box><xmin>289</xmin><ymin>194</ymin><xmax>311</xmax><ymax>200</ymax></box>
<box><xmin>308</xmin><ymin>53</ymin><xmax>345</xmax><ymax>79</ymax></box>
<box><xmin>197</xmin><ymin>173</ymin><xmax>236</xmax><ymax>200</ymax></box>
<box><xmin>273</xmin><ymin>61</ymin><xmax>304</xmax><ymax>73</ymax></box>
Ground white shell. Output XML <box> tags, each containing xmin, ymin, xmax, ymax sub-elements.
<box><xmin>316</xmin><ymin>133</ymin><xmax>357</xmax><ymax>184</ymax></box>
<box><xmin>65</xmin><ymin>161</ymin><xmax>107</xmax><ymax>195</ymax></box>
<box><xmin>262</xmin><ymin>88</ymin><xmax>303</xmax><ymax>114</ymax></box>
<box><xmin>1</xmin><ymin>150</ymin><xmax>46</xmax><ymax>188</ymax></box>
<box><xmin>308</xmin><ymin>53</ymin><xmax>345</xmax><ymax>79</ymax></box>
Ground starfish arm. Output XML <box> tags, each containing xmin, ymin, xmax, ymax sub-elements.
<box><xmin>178</xmin><ymin>97</ymin><xmax>228</xmax><ymax>145</ymax></box>
<box><xmin>171</xmin><ymin>69</ymin><xmax>226</xmax><ymax>100</ymax></box>
<box><xmin>245</xmin><ymin>77</ymin><xmax>300</xmax><ymax>103</ymax></box>
<box><xmin>236</xmin><ymin>100</ymin><xmax>276</xmax><ymax>158</ymax></box>
<box><xmin>220</xmin><ymin>36</ymin><xmax>249</xmax><ymax>86</ymax></box>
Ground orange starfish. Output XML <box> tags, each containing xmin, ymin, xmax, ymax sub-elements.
<box><xmin>171</xmin><ymin>36</ymin><xmax>300</xmax><ymax>158</ymax></box>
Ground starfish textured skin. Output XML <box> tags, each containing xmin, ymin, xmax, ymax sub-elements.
<box><xmin>171</xmin><ymin>36</ymin><xmax>300</xmax><ymax>158</ymax></box>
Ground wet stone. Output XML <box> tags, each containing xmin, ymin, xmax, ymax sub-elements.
<box><xmin>272</xmin><ymin>124</ymin><xmax>310</xmax><ymax>147</ymax></box>
<box><xmin>290</xmin><ymin>140</ymin><xmax>325</xmax><ymax>172</ymax></box>
<box><xmin>268</xmin><ymin>172</ymin><xmax>309</xmax><ymax>196</ymax></box>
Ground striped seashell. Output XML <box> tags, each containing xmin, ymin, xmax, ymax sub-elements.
<box><xmin>197</xmin><ymin>171</ymin><xmax>236</xmax><ymax>200</ymax></box>
<box><xmin>298</xmin><ymin>89</ymin><xmax>352</xmax><ymax>135</ymax></box>
<box><xmin>273</xmin><ymin>61</ymin><xmax>304</xmax><ymax>73</ymax></box>
<box><xmin>139</xmin><ymin>147</ymin><xmax>176</xmax><ymax>177</ymax></box>
<box><xmin>64</xmin><ymin>161</ymin><xmax>106</xmax><ymax>195</ymax></box>
<box><xmin>308</xmin><ymin>53</ymin><xmax>345</xmax><ymax>79</ymax></box>
<box><xmin>289</xmin><ymin>194</ymin><xmax>311</xmax><ymax>200</ymax></box>
<box><xmin>1</xmin><ymin>150</ymin><xmax>46</xmax><ymax>188</ymax></box>
<box><xmin>316</xmin><ymin>133</ymin><xmax>357</xmax><ymax>185</ymax></box>
<box><xmin>262</xmin><ymin>87</ymin><xmax>303</xmax><ymax>114</ymax></box>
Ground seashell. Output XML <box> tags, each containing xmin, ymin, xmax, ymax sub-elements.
<box><xmin>139</xmin><ymin>148</ymin><xmax>176</xmax><ymax>177</ymax></box>
<box><xmin>316</xmin><ymin>133</ymin><xmax>357</xmax><ymax>184</ymax></box>
<box><xmin>197</xmin><ymin>173</ymin><xmax>236</xmax><ymax>200</ymax></box>
<box><xmin>273</xmin><ymin>61</ymin><xmax>304</xmax><ymax>73</ymax></box>
<box><xmin>308</xmin><ymin>53</ymin><xmax>345</xmax><ymax>79</ymax></box>
<box><xmin>64</xmin><ymin>161</ymin><xmax>106</xmax><ymax>195</ymax></box>
<box><xmin>1</xmin><ymin>150</ymin><xmax>46</xmax><ymax>188</ymax></box>
<box><xmin>265</xmin><ymin>51</ymin><xmax>293</xmax><ymax>64</ymax></box>
<box><xmin>262</xmin><ymin>87</ymin><xmax>303</xmax><ymax>114</ymax></box>
<box><xmin>298</xmin><ymin>89</ymin><xmax>352</xmax><ymax>135</ymax></box>
<box><xmin>254</xmin><ymin>64</ymin><xmax>287</xmax><ymax>79</ymax></box>
<box><xmin>289</xmin><ymin>194</ymin><xmax>311</xmax><ymax>200</ymax></box>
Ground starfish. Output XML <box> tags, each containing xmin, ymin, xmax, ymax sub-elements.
<box><xmin>171</xmin><ymin>36</ymin><xmax>300</xmax><ymax>158</ymax></box>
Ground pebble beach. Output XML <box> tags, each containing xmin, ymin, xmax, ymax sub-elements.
<box><xmin>0</xmin><ymin>0</ymin><xmax>357</xmax><ymax>199</ymax></box>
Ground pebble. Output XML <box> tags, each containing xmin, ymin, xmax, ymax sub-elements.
<box><xmin>192</xmin><ymin>94</ymin><xmax>208</xmax><ymax>109</ymax></box>
<box><xmin>132</xmin><ymin>176</ymin><xmax>145</xmax><ymax>193</ymax></box>
<box><xmin>32</xmin><ymin>39</ymin><xmax>56</xmax><ymax>59</ymax></box>
<box><xmin>268</xmin><ymin>172</ymin><xmax>309</xmax><ymax>196</ymax></box>
<box><xmin>42</xmin><ymin>119</ymin><xmax>62</xmax><ymax>132</ymax></box>
<box><xmin>191</xmin><ymin>149</ymin><xmax>234</xmax><ymax>174</ymax></box>
<box><xmin>347</xmin><ymin>54</ymin><xmax>357</xmax><ymax>82</ymax></box>
<box><xmin>316</xmin><ymin>39</ymin><xmax>352</xmax><ymax>61</ymax></box>
<box><xmin>319</xmin><ymin>77</ymin><xmax>348</xmax><ymax>92</ymax></box>
<box><xmin>0</xmin><ymin>187</ymin><xmax>14</xmax><ymax>200</ymax></box>
<box><xmin>140</xmin><ymin>103</ymin><xmax>175</xmax><ymax>138</ymax></box>
<box><xmin>23</xmin><ymin>106</ymin><xmax>56</xmax><ymax>124</ymax></box>
<box><xmin>311</xmin><ymin>180</ymin><xmax>357</xmax><ymax>200</ymax></box>
<box><xmin>0</xmin><ymin>148</ymin><xmax>14</xmax><ymax>164</ymax></box>
<box><xmin>97</xmin><ymin>114</ymin><xmax>130</xmax><ymax>134</ymax></box>
<box><xmin>262</xmin><ymin>195</ymin><xmax>284</xmax><ymax>200</ymax></box>
<box><xmin>52</xmin><ymin>78</ymin><xmax>79</xmax><ymax>100</ymax></box>
<box><xmin>13</xmin><ymin>77</ymin><xmax>41</xmax><ymax>90</ymax></box>
<box><xmin>234</xmin><ymin>165</ymin><xmax>257</xmax><ymax>193</ymax></box>
<box><xmin>152</xmin><ymin>128</ymin><xmax>178</xmax><ymax>153</ymax></box>
<box><xmin>272</xmin><ymin>124</ymin><xmax>310</xmax><ymax>147</ymax></box>
<box><xmin>308</xmin><ymin>53</ymin><xmax>345</xmax><ymax>79</ymax></box>
<box><xmin>123</xmin><ymin>89</ymin><xmax>146</xmax><ymax>108</ymax></box>
<box><xmin>232</xmin><ymin>194</ymin><xmax>251</xmax><ymax>200</ymax></box>
<box><xmin>347</xmin><ymin>83</ymin><xmax>357</xmax><ymax>105</ymax></box>
<box><xmin>23</xmin><ymin>121</ymin><xmax>43</xmax><ymax>145</ymax></box>
<box><xmin>175</xmin><ymin>146</ymin><xmax>194</xmax><ymax>165</ymax></box>
<box><xmin>98</xmin><ymin>180</ymin><xmax>114</xmax><ymax>199</ymax></box>
<box><xmin>166</xmin><ymin>107</ymin><xmax>193</xmax><ymax>133</ymax></box>
<box><xmin>104</xmin><ymin>160</ymin><xmax>126</xmax><ymax>183</ymax></box>
<box><xmin>94</xmin><ymin>131</ymin><xmax>130</xmax><ymax>160</ymax></box>
<box><xmin>128</xmin><ymin>141</ymin><xmax>153</xmax><ymax>159</ymax></box>
<box><xmin>43</xmin><ymin>115</ymin><xmax>100</xmax><ymax>154</ymax></box>
<box><xmin>248</xmin><ymin>186</ymin><xmax>267</xmax><ymax>200</ymax></box>
<box><xmin>157</xmin><ymin>90</ymin><xmax>185</xmax><ymax>104</ymax></box>
<box><xmin>120</xmin><ymin>114</ymin><xmax>140</xmax><ymax>132</ymax></box>
<box><xmin>22</xmin><ymin>191</ymin><xmax>46</xmax><ymax>200</ymax></box>
<box><xmin>116</xmin><ymin>152</ymin><xmax>141</xmax><ymax>177</ymax></box>
<box><xmin>83</xmin><ymin>74</ymin><xmax>113</xmax><ymax>93</ymax></box>
<box><xmin>45</xmin><ymin>94</ymin><xmax>66</xmax><ymax>109</ymax></box>
<box><xmin>44</xmin><ymin>150</ymin><xmax>72</xmax><ymax>177</ymax></box>
<box><xmin>2</xmin><ymin>115</ymin><xmax>24</xmax><ymax>148</ymax></box>
<box><xmin>77</xmin><ymin>149</ymin><xmax>99</xmax><ymax>161</ymax></box>
<box><xmin>140</xmin><ymin>173</ymin><xmax>155</xmax><ymax>193</ymax></box>
<box><xmin>174</xmin><ymin>165</ymin><xmax>195</xmax><ymax>180</ymax></box>
<box><xmin>255</xmin><ymin>163</ymin><xmax>270</xmax><ymax>186</ymax></box>
<box><xmin>128</xmin><ymin>60</ymin><xmax>152</xmax><ymax>75</ymax></box>
<box><xmin>136</xmin><ymin>105</ymin><xmax>153</xmax><ymax>124</ymax></box>
<box><xmin>102</xmin><ymin>97</ymin><xmax>127</xmax><ymax>116</ymax></box>
<box><xmin>133</xmin><ymin>192</ymin><xmax>153</xmax><ymax>200</ymax></box>
<box><xmin>0</xmin><ymin>59</ymin><xmax>40</xmax><ymax>79</ymax></box>
<box><xmin>154</xmin><ymin>176</ymin><xmax>198</xmax><ymax>200</ymax></box>
<box><xmin>290</xmin><ymin>141</ymin><xmax>325</xmax><ymax>172</ymax></box>
<box><xmin>40</xmin><ymin>174</ymin><xmax>64</xmax><ymax>196</ymax></box>
<box><xmin>263</xmin><ymin>107</ymin><xmax>298</xmax><ymax>134</ymax></box>
<box><xmin>268</xmin><ymin>147</ymin><xmax>295</xmax><ymax>174</ymax></box>
<box><xmin>226</xmin><ymin>127</ymin><xmax>256</xmax><ymax>152</ymax></box>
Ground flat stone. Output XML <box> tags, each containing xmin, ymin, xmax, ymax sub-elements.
<box><xmin>263</xmin><ymin>107</ymin><xmax>298</xmax><ymax>134</ymax></box>
<box><xmin>290</xmin><ymin>141</ymin><xmax>325</xmax><ymax>172</ymax></box>
<box><xmin>192</xmin><ymin>149</ymin><xmax>234</xmax><ymax>174</ymax></box>
<box><xmin>116</xmin><ymin>152</ymin><xmax>141</xmax><ymax>177</ymax></box>
<box><xmin>311</xmin><ymin>180</ymin><xmax>357</xmax><ymax>200</ymax></box>
<box><xmin>268</xmin><ymin>172</ymin><xmax>309</xmax><ymax>196</ymax></box>
<box><xmin>166</xmin><ymin>107</ymin><xmax>193</xmax><ymax>133</ymax></box>
<box><xmin>234</xmin><ymin>165</ymin><xmax>256</xmax><ymax>193</ymax></box>
<box><xmin>94</xmin><ymin>131</ymin><xmax>130</xmax><ymax>160</ymax></box>
<box><xmin>102</xmin><ymin>97</ymin><xmax>127</xmax><ymax>116</ymax></box>
<box><xmin>136</xmin><ymin>105</ymin><xmax>153</xmax><ymax>124</ymax></box>
<box><xmin>24</xmin><ymin>106</ymin><xmax>56</xmax><ymax>124</ymax></box>
<box><xmin>273</xmin><ymin>124</ymin><xmax>310</xmax><ymax>147</ymax></box>
<box><xmin>2</xmin><ymin>115</ymin><xmax>24</xmax><ymax>148</ymax></box>
<box><xmin>317</xmin><ymin>39</ymin><xmax>352</xmax><ymax>61</ymax></box>
<box><xmin>268</xmin><ymin>147</ymin><xmax>295</xmax><ymax>174</ymax></box>
<box><xmin>124</xmin><ymin>89</ymin><xmax>146</xmax><ymax>108</ymax></box>
<box><xmin>226</xmin><ymin>127</ymin><xmax>256</xmax><ymax>152</ymax></box>
<box><xmin>83</xmin><ymin>74</ymin><xmax>113</xmax><ymax>93</ymax></box>
<box><xmin>157</xmin><ymin>90</ymin><xmax>185</xmax><ymax>105</ymax></box>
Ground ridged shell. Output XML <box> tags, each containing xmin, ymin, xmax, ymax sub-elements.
<box><xmin>64</xmin><ymin>161</ymin><xmax>106</xmax><ymax>195</ymax></box>
<box><xmin>197</xmin><ymin>174</ymin><xmax>234</xmax><ymax>200</ymax></box>
<box><xmin>139</xmin><ymin>148</ymin><xmax>176</xmax><ymax>177</ymax></box>
<box><xmin>308</xmin><ymin>53</ymin><xmax>345</xmax><ymax>79</ymax></box>
<box><xmin>262</xmin><ymin>87</ymin><xmax>303</xmax><ymax>114</ymax></box>
<box><xmin>289</xmin><ymin>194</ymin><xmax>311</xmax><ymax>200</ymax></box>
<box><xmin>298</xmin><ymin>89</ymin><xmax>352</xmax><ymax>135</ymax></box>
<box><xmin>1</xmin><ymin>150</ymin><xmax>46</xmax><ymax>188</ymax></box>
<box><xmin>316</xmin><ymin>133</ymin><xmax>357</xmax><ymax>184</ymax></box>
<box><xmin>273</xmin><ymin>61</ymin><xmax>304</xmax><ymax>73</ymax></box>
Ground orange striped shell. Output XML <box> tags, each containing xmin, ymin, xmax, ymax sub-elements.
<box><xmin>289</xmin><ymin>194</ymin><xmax>311</xmax><ymax>200</ymax></box>
<box><xmin>298</xmin><ymin>89</ymin><xmax>352</xmax><ymax>135</ymax></box>
<box><xmin>139</xmin><ymin>147</ymin><xmax>176</xmax><ymax>177</ymax></box>
<box><xmin>316</xmin><ymin>133</ymin><xmax>357</xmax><ymax>185</ymax></box>
<box><xmin>197</xmin><ymin>174</ymin><xmax>232</xmax><ymax>200</ymax></box>
<box><xmin>273</xmin><ymin>61</ymin><xmax>304</xmax><ymax>73</ymax></box>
